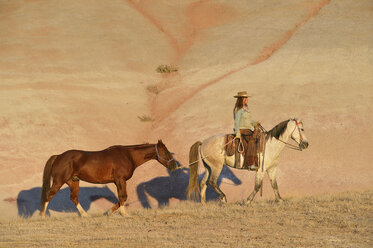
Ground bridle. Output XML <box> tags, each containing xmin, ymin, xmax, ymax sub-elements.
<box><xmin>293</xmin><ymin>119</ymin><xmax>304</xmax><ymax>141</ymax></box>
<box><xmin>280</xmin><ymin>119</ymin><xmax>304</xmax><ymax>151</ymax></box>
<box><xmin>155</xmin><ymin>144</ymin><xmax>176</xmax><ymax>167</ymax></box>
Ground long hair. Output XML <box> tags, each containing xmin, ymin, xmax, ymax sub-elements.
<box><xmin>233</xmin><ymin>98</ymin><xmax>248</xmax><ymax>117</ymax></box>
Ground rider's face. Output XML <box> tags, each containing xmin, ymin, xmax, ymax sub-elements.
<box><xmin>243</xmin><ymin>97</ymin><xmax>248</xmax><ymax>104</ymax></box>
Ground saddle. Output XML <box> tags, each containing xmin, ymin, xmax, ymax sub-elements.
<box><xmin>225</xmin><ymin>127</ymin><xmax>265</xmax><ymax>169</ymax></box>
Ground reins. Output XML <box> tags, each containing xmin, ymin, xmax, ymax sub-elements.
<box><xmin>276</xmin><ymin>138</ymin><xmax>302</xmax><ymax>151</ymax></box>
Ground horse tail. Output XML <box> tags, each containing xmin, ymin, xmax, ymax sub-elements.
<box><xmin>187</xmin><ymin>141</ymin><xmax>202</xmax><ymax>200</ymax></box>
<box><xmin>40</xmin><ymin>155</ymin><xmax>58</xmax><ymax>211</ymax></box>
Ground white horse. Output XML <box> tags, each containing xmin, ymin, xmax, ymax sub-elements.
<box><xmin>187</xmin><ymin>118</ymin><xmax>309</xmax><ymax>204</ymax></box>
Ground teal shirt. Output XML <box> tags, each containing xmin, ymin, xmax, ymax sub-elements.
<box><xmin>234</xmin><ymin>107</ymin><xmax>257</xmax><ymax>136</ymax></box>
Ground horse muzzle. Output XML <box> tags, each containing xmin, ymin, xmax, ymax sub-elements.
<box><xmin>299</xmin><ymin>141</ymin><xmax>309</xmax><ymax>150</ymax></box>
<box><xmin>168</xmin><ymin>160</ymin><xmax>179</xmax><ymax>171</ymax></box>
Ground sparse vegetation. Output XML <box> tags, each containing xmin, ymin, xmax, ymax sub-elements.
<box><xmin>156</xmin><ymin>64</ymin><xmax>178</xmax><ymax>73</ymax></box>
<box><xmin>0</xmin><ymin>191</ymin><xmax>372</xmax><ymax>247</ymax></box>
<box><xmin>146</xmin><ymin>84</ymin><xmax>160</xmax><ymax>95</ymax></box>
<box><xmin>138</xmin><ymin>115</ymin><xmax>154</xmax><ymax>122</ymax></box>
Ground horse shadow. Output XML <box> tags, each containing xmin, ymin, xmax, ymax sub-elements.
<box><xmin>17</xmin><ymin>186</ymin><xmax>118</xmax><ymax>218</ymax></box>
<box><xmin>137</xmin><ymin>166</ymin><xmax>242</xmax><ymax>208</ymax></box>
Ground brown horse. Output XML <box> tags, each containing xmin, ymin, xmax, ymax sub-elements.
<box><xmin>40</xmin><ymin>140</ymin><xmax>177</xmax><ymax>217</ymax></box>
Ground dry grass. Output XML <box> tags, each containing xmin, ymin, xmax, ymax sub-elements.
<box><xmin>146</xmin><ymin>84</ymin><xmax>160</xmax><ymax>95</ymax></box>
<box><xmin>156</xmin><ymin>64</ymin><xmax>178</xmax><ymax>73</ymax></box>
<box><xmin>1</xmin><ymin>191</ymin><xmax>372</xmax><ymax>248</ymax></box>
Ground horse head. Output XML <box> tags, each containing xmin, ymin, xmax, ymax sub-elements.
<box><xmin>156</xmin><ymin>140</ymin><xmax>178</xmax><ymax>171</ymax></box>
<box><xmin>290</xmin><ymin>118</ymin><xmax>309</xmax><ymax>150</ymax></box>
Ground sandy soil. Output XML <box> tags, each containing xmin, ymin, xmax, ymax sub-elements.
<box><xmin>0</xmin><ymin>0</ymin><xmax>372</xmax><ymax>219</ymax></box>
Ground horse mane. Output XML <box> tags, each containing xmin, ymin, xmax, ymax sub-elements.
<box><xmin>107</xmin><ymin>143</ymin><xmax>153</xmax><ymax>150</ymax></box>
<box><xmin>266</xmin><ymin>119</ymin><xmax>291</xmax><ymax>139</ymax></box>
<box><xmin>129</xmin><ymin>143</ymin><xmax>154</xmax><ymax>150</ymax></box>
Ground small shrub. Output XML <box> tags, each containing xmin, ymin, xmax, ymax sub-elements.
<box><xmin>138</xmin><ymin>115</ymin><xmax>154</xmax><ymax>122</ymax></box>
<box><xmin>156</xmin><ymin>64</ymin><xmax>178</xmax><ymax>73</ymax></box>
<box><xmin>146</xmin><ymin>85</ymin><xmax>159</xmax><ymax>95</ymax></box>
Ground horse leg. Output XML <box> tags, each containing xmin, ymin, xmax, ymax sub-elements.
<box><xmin>209</xmin><ymin>182</ymin><xmax>227</xmax><ymax>203</ymax></box>
<box><xmin>66</xmin><ymin>180</ymin><xmax>89</xmax><ymax>217</ymax></box>
<box><xmin>200</xmin><ymin>167</ymin><xmax>210</xmax><ymax>205</ymax></box>
<box><xmin>267</xmin><ymin>166</ymin><xmax>283</xmax><ymax>202</ymax></box>
<box><xmin>208</xmin><ymin>166</ymin><xmax>226</xmax><ymax>203</ymax></box>
<box><xmin>114</xmin><ymin>178</ymin><xmax>128</xmax><ymax>216</ymax></box>
<box><xmin>105</xmin><ymin>203</ymin><xmax>119</xmax><ymax>216</ymax></box>
<box><xmin>40</xmin><ymin>178</ymin><xmax>65</xmax><ymax>217</ymax></box>
<box><xmin>246</xmin><ymin>171</ymin><xmax>265</xmax><ymax>204</ymax></box>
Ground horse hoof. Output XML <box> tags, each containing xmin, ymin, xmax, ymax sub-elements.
<box><xmin>80</xmin><ymin>213</ymin><xmax>90</xmax><ymax>218</ymax></box>
<box><xmin>119</xmin><ymin>210</ymin><xmax>127</xmax><ymax>216</ymax></box>
<box><xmin>275</xmin><ymin>198</ymin><xmax>284</xmax><ymax>203</ymax></box>
<box><xmin>104</xmin><ymin>210</ymin><xmax>112</xmax><ymax>216</ymax></box>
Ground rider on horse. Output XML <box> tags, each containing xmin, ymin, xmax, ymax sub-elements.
<box><xmin>233</xmin><ymin>91</ymin><xmax>262</xmax><ymax>170</ymax></box>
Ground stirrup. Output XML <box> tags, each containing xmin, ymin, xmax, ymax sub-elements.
<box><xmin>235</xmin><ymin>159</ymin><xmax>242</xmax><ymax>169</ymax></box>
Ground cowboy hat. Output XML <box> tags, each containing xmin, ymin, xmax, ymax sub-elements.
<box><xmin>234</xmin><ymin>91</ymin><xmax>251</xmax><ymax>98</ymax></box>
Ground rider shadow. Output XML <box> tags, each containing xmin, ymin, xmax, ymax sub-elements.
<box><xmin>136</xmin><ymin>166</ymin><xmax>242</xmax><ymax>208</ymax></box>
<box><xmin>17</xmin><ymin>186</ymin><xmax>117</xmax><ymax>218</ymax></box>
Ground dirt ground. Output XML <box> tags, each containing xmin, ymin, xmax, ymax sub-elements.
<box><xmin>1</xmin><ymin>191</ymin><xmax>372</xmax><ymax>247</ymax></box>
<box><xmin>0</xmin><ymin>0</ymin><xmax>372</xmax><ymax>232</ymax></box>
